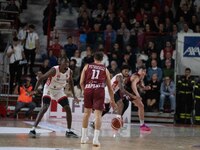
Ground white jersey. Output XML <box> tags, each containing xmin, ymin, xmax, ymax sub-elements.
<box><xmin>104</xmin><ymin>73</ymin><xmax>123</xmax><ymax>103</ymax></box>
<box><xmin>45</xmin><ymin>66</ymin><xmax>71</xmax><ymax>90</ymax></box>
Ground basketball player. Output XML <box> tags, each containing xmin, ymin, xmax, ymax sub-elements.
<box><xmin>29</xmin><ymin>57</ymin><xmax>79</xmax><ymax>138</ymax></box>
<box><xmin>90</xmin><ymin>65</ymin><xmax>132</xmax><ymax>128</ymax></box>
<box><xmin>80</xmin><ymin>51</ymin><xmax>117</xmax><ymax>146</ymax></box>
<box><xmin>126</xmin><ymin>66</ymin><xmax>151</xmax><ymax>131</ymax></box>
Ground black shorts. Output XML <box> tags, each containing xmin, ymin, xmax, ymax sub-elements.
<box><xmin>114</xmin><ymin>90</ymin><xmax>122</xmax><ymax>103</ymax></box>
<box><xmin>42</xmin><ymin>95</ymin><xmax>69</xmax><ymax>107</ymax></box>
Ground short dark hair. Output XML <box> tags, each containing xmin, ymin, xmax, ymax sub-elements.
<box><xmin>29</xmin><ymin>24</ymin><xmax>35</xmax><ymax>29</ymax></box>
<box><xmin>13</xmin><ymin>37</ymin><xmax>18</xmax><ymax>41</ymax></box>
<box><xmin>67</xmin><ymin>35</ymin><xmax>72</xmax><ymax>39</ymax></box>
<box><xmin>185</xmin><ymin>67</ymin><xmax>191</xmax><ymax>72</ymax></box>
<box><xmin>138</xmin><ymin>65</ymin><xmax>146</xmax><ymax>70</ymax></box>
<box><xmin>121</xmin><ymin>65</ymin><xmax>130</xmax><ymax>71</ymax></box>
<box><xmin>60</xmin><ymin>57</ymin><xmax>69</xmax><ymax>63</ymax></box>
<box><xmin>94</xmin><ymin>51</ymin><xmax>104</xmax><ymax>61</ymax></box>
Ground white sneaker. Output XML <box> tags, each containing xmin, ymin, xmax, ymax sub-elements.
<box><xmin>93</xmin><ymin>139</ymin><xmax>100</xmax><ymax>147</ymax></box>
<box><xmin>81</xmin><ymin>136</ymin><xmax>89</xmax><ymax>144</ymax></box>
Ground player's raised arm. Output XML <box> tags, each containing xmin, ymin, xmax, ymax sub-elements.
<box><xmin>80</xmin><ymin>64</ymin><xmax>88</xmax><ymax>92</ymax></box>
<box><xmin>34</xmin><ymin>67</ymin><xmax>56</xmax><ymax>92</ymax></box>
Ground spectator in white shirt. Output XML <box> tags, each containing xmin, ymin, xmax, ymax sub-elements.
<box><xmin>24</xmin><ymin>24</ymin><xmax>39</xmax><ymax>75</ymax></box>
<box><xmin>6</xmin><ymin>37</ymin><xmax>24</xmax><ymax>94</ymax></box>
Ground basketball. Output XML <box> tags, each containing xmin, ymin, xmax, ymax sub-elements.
<box><xmin>111</xmin><ymin>117</ymin><xmax>122</xmax><ymax>130</ymax></box>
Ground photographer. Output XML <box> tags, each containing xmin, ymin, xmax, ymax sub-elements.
<box><xmin>13</xmin><ymin>77</ymin><xmax>36</xmax><ymax>119</ymax></box>
<box><xmin>7</xmin><ymin>37</ymin><xmax>24</xmax><ymax>94</ymax></box>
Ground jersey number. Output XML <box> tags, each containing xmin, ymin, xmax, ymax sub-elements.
<box><xmin>91</xmin><ymin>69</ymin><xmax>100</xmax><ymax>79</ymax></box>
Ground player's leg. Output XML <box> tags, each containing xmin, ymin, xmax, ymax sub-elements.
<box><xmin>131</xmin><ymin>96</ymin><xmax>151</xmax><ymax>131</ymax></box>
<box><xmin>121</xmin><ymin>98</ymin><xmax>129</xmax><ymax>116</ymax></box>
<box><xmin>81</xmin><ymin>89</ymin><xmax>93</xmax><ymax>144</ymax></box>
<box><xmin>58</xmin><ymin>97</ymin><xmax>78</xmax><ymax>138</ymax></box>
<box><xmin>92</xmin><ymin>88</ymin><xmax>105</xmax><ymax>146</ymax></box>
<box><xmin>29</xmin><ymin>96</ymin><xmax>50</xmax><ymax>138</ymax></box>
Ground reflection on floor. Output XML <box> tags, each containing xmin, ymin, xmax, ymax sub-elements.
<box><xmin>0</xmin><ymin>119</ymin><xmax>200</xmax><ymax>150</ymax></box>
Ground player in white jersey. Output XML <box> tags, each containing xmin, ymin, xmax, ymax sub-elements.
<box><xmin>29</xmin><ymin>57</ymin><xmax>79</xmax><ymax>138</ymax></box>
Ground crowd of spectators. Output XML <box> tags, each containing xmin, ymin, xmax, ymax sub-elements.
<box><xmin>45</xmin><ymin>0</ymin><xmax>200</xmax><ymax>113</ymax></box>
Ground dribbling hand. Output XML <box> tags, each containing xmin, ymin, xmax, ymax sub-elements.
<box><xmin>110</xmin><ymin>100</ymin><xmax>118</xmax><ymax>112</ymax></box>
<box><xmin>73</xmin><ymin>96</ymin><xmax>80</xmax><ymax>104</ymax></box>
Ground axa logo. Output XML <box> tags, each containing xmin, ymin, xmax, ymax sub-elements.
<box><xmin>183</xmin><ymin>36</ymin><xmax>200</xmax><ymax>57</ymax></box>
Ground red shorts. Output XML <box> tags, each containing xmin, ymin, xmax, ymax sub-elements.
<box><xmin>84</xmin><ymin>88</ymin><xmax>105</xmax><ymax>110</ymax></box>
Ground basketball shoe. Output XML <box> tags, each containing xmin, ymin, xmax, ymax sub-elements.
<box><xmin>81</xmin><ymin>136</ymin><xmax>89</xmax><ymax>144</ymax></box>
<box><xmin>93</xmin><ymin>139</ymin><xmax>100</xmax><ymax>147</ymax></box>
<box><xmin>66</xmin><ymin>131</ymin><xmax>79</xmax><ymax>138</ymax></box>
<box><xmin>29</xmin><ymin>130</ymin><xmax>36</xmax><ymax>138</ymax></box>
<box><xmin>140</xmin><ymin>124</ymin><xmax>151</xmax><ymax>132</ymax></box>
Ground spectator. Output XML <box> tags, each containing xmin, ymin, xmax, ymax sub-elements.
<box><xmin>17</xmin><ymin>23</ymin><xmax>28</xmax><ymax>45</ymax></box>
<box><xmin>6</xmin><ymin>37</ymin><xmax>24</xmax><ymax>94</ymax></box>
<box><xmin>160</xmin><ymin>5</ymin><xmax>174</xmax><ymax>22</ymax></box>
<box><xmin>48</xmin><ymin>37</ymin><xmax>63</xmax><ymax>58</ymax></box>
<box><xmin>42</xmin><ymin>3</ymin><xmax>57</xmax><ymax>35</ymax></box>
<box><xmin>146</xmin><ymin>73</ymin><xmax>160</xmax><ymax>112</ymax></box>
<box><xmin>87</xmin><ymin>24</ymin><xmax>103</xmax><ymax>50</ymax></box>
<box><xmin>180</xmin><ymin>23</ymin><xmax>193</xmax><ymax>33</ymax></box>
<box><xmin>77</xmin><ymin>10</ymin><xmax>92</xmax><ymax>33</ymax></box>
<box><xmin>13</xmin><ymin>77</ymin><xmax>36</xmax><ymax>119</ymax></box>
<box><xmin>161</xmin><ymin>51</ymin><xmax>175</xmax><ymax>68</ymax></box>
<box><xmin>117</xmin><ymin>22</ymin><xmax>130</xmax><ymax>48</ymax></box>
<box><xmin>39</xmin><ymin>59</ymin><xmax>51</xmax><ymax>74</ymax></box>
<box><xmin>189</xmin><ymin>15</ymin><xmax>199</xmax><ymax>31</ymax></box>
<box><xmin>69</xmin><ymin>59</ymin><xmax>80</xmax><ymax>86</ymax></box>
<box><xmin>108</xmin><ymin>60</ymin><xmax>120</xmax><ymax>78</ymax></box>
<box><xmin>171</xmin><ymin>24</ymin><xmax>178</xmax><ymax>45</ymax></box>
<box><xmin>63</xmin><ymin>36</ymin><xmax>78</xmax><ymax>59</ymax></box>
<box><xmin>147</xmin><ymin>59</ymin><xmax>163</xmax><ymax>82</ymax></box>
<box><xmin>71</xmin><ymin>49</ymin><xmax>82</xmax><ymax>68</ymax></box>
<box><xmin>48</xmin><ymin>50</ymin><xmax>58</xmax><ymax>67</ymax></box>
<box><xmin>146</xmin><ymin>51</ymin><xmax>161</xmax><ymax>68</ymax></box>
<box><xmin>91</xmin><ymin>3</ymin><xmax>105</xmax><ymax>18</ymax></box>
<box><xmin>104</xmin><ymin>24</ymin><xmax>116</xmax><ymax>54</ymax></box>
<box><xmin>159</xmin><ymin>76</ymin><xmax>176</xmax><ymax>114</ymax></box>
<box><xmin>160</xmin><ymin>41</ymin><xmax>176</xmax><ymax>61</ymax></box>
<box><xmin>176</xmin><ymin>16</ymin><xmax>185</xmax><ymax>31</ymax></box>
<box><xmin>162</xmin><ymin>59</ymin><xmax>174</xmax><ymax>79</ymax></box>
<box><xmin>24</xmin><ymin>24</ymin><xmax>40</xmax><ymax>75</ymax></box>
<box><xmin>80</xmin><ymin>47</ymin><xmax>94</xmax><ymax>70</ymax></box>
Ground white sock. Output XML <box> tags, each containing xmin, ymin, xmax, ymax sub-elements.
<box><xmin>31</xmin><ymin>127</ymin><xmax>36</xmax><ymax>131</ymax></box>
<box><xmin>82</xmin><ymin>128</ymin><xmax>88</xmax><ymax>138</ymax></box>
<box><xmin>140</xmin><ymin>120</ymin><xmax>144</xmax><ymax>126</ymax></box>
<box><xmin>67</xmin><ymin>128</ymin><xmax>71</xmax><ymax>132</ymax></box>
<box><xmin>116</xmin><ymin>114</ymin><xmax>121</xmax><ymax>118</ymax></box>
<box><xmin>94</xmin><ymin>129</ymin><xmax>100</xmax><ymax>141</ymax></box>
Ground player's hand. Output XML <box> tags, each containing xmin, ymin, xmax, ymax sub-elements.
<box><xmin>144</xmin><ymin>86</ymin><xmax>151</xmax><ymax>90</ymax></box>
<box><xmin>110</xmin><ymin>100</ymin><xmax>118</xmax><ymax>112</ymax></box>
<box><xmin>73</xmin><ymin>96</ymin><xmax>80</xmax><ymax>104</ymax></box>
<box><xmin>29</xmin><ymin>91</ymin><xmax>37</xmax><ymax>96</ymax></box>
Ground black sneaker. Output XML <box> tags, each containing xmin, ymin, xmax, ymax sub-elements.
<box><xmin>90</xmin><ymin>122</ymin><xmax>95</xmax><ymax>129</ymax></box>
<box><xmin>29</xmin><ymin>130</ymin><xmax>36</xmax><ymax>138</ymax></box>
<box><xmin>66</xmin><ymin>131</ymin><xmax>79</xmax><ymax>138</ymax></box>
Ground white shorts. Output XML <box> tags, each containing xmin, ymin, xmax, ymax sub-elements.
<box><xmin>43</xmin><ymin>85</ymin><xmax>66</xmax><ymax>101</ymax></box>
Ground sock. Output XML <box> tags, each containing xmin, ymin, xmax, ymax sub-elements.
<box><xmin>140</xmin><ymin>120</ymin><xmax>144</xmax><ymax>126</ymax></box>
<box><xmin>31</xmin><ymin>127</ymin><xmax>36</xmax><ymax>131</ymax></box>
<box><xmin>116</xmin><ymin>114</ymin><xmax>121</xmax><ymax>118</ymax></box>
<box><xmin>93</xmin><ymin>129</ymin><xmax>100</xmax><ymax>141</ymax></box>
<box><xmin>82</xmin><ymin>128</ymin><xmax>88</xmax><ymax>138</ymax></box>
<box><xmin>67</xmin><ymin>128</ymin><xmax>71</xmax><ymax>132</ymax></box>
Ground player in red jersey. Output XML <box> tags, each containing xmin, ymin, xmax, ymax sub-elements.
<box><xmin>125</xmin><ymin>66</ymin><xmax>151</xmax><ymax>131</ymax></box>
<box><xmin>80</xmin><ymin>51</ymin><xmax>117</xmax><ymax>146</ymax></box>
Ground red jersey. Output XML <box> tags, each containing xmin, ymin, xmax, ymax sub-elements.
<box><xmin>84</xmin><ymin>63</ymin><xmax>107</xmax><ymax>89</ymax></box>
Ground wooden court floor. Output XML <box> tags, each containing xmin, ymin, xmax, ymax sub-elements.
<box><xmin>0</xmin><ymin>119</ymin><xmax>200</xmax><ymax>150</ymax></box>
